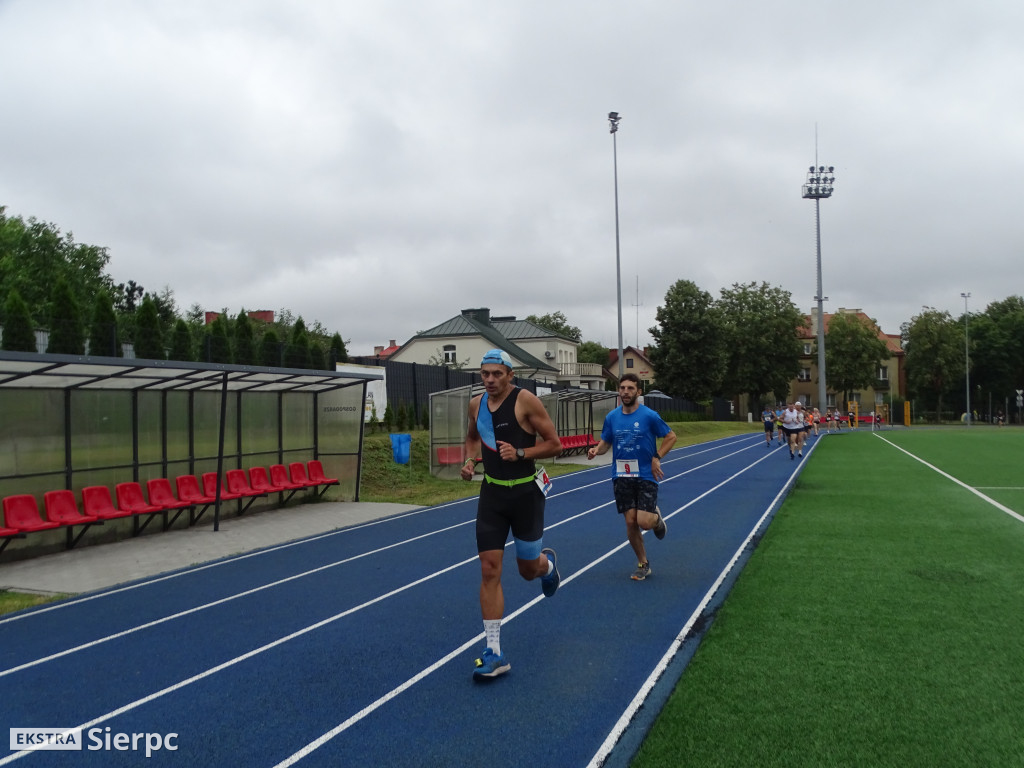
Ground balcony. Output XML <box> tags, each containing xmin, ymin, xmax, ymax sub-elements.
<box><xmin>559</xmin><ymin>362</ymin><xmax>604</xmax><ymax>378</ymax></box>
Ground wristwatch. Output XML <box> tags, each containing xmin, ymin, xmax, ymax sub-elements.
<box><xmin>515</xmin><ymin>448</ymin><xmax>525</xmax><ymax>460</ymax></box>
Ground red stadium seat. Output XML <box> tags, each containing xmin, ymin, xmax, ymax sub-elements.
<box><xmin>175</xmin><ymin>475</ymin><xmax>215</xmax><ymax>506</ymax></box>
<box><xmin>43</xmin><ymin>490</ymin><xmax>104</xmax><ymax>549</ymax></box>
<box><xmin>270</xmin><ymin>464</ymin><xmax>304</xmax><ymax>490</ymax></box>
<box><xmin>3</xmin><ymin>495</ymin><xmax>62</xmax><ymax>532</ymax></box>
<box><xmin>82</xmin><ymin>486</ymin><xmax>134</xmax><ymax>520</ymax></box>
<box><xmin>175</xmin><ymin>474</ymin><xmax>217</xmax><ymax>526</ymax></box>
<box><xmin>146</xmin><ymin>478</ymin><xmax>191</xmax><ymax>510</ymax></box>
<box><xmin>295</xmin><ymin>460</ymin><xmax>339</xmax><ymax>498</ymax></box>
<box><xmin>226</xmin><ymin>469</ymin><xmax>268</xmax><ymax>514</ymax></box>
<box><xmin>248</xmin><ymin>466</ymin><xmax>288</xmax><ymax>495</ymax></box>
<box><xmin>436</xmin><ymin>446</ymin><xmax>466</xmax><ymax>465</ymax></box>
<box><xmin>307</xmin><ymin>460</ymin><xmax>339</xmax><ymax>486</ymax></box>
<box><xmin>226</xmin><ymin>469</ymin><xmax>267</xmax><ymax>497</ymax></box>
<box><xmin>115</xmin><ymin>482</ymin><xmax>168</xmax><ymax>536</ymax></box>
<box><xmin>202</xmin><ymin>473</ymin><xmax>243</xmax><ymax>501</ymax></box>
<box><xmin>287</xmin><ymin>463</ymin><xmax>320</xmax><ymax>488</ymax></box>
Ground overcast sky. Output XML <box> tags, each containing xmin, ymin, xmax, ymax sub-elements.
<box><xmin>2</xmin><ymin>1</ymin><xmax>1021</xmax><ymax>356</ymax></box>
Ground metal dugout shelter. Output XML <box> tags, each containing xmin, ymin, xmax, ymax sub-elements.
<box><xmin>0</xmin><ymin>350</ymin><xmax>380</xmax><ymax>554</ymax></box>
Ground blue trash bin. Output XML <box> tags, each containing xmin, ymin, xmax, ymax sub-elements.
<box><xmin>390</xmin><ymin>433</ymin><xmax>411</xmax><ymax>464</ymax></box>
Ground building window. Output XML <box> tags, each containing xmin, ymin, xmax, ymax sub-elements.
<box><xmin>443</xmin><ymin>344</ymin><xmax>456</xmax><ymax>364</ymax></box>
<box><xmin>798</xmin><ymin>367</ymin><xmax>811</xmax><ymax>382</ymax></box>
<box><xmin>877</xmin><ymin>366</ymin><xmax>888</xmax><ymax>381</ymax></box>
<box><xmin>827</xmin><ymin>394</ymin><xmax>837</xmax><ymax>408</ymax></box>
<box><xmin>803</xmin><ymin>342</ymin><xmax>812</xmax><ymax>355</ymax></box>
<box><xmin>875</xmin><ymin>392</ymin><xmax>885</xmax><ymax>405</ymax></box>
<box><xmin>626</xmin><ymin>358</ymin><xmax>634</xmax><ymax>369</ymax></box>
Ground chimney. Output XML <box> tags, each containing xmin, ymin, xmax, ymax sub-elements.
<box><xmin>389</xmin><ymin>339</ymin><xmax>396</xmax><ymax>347</ymax></box>
<box><xmin>374</xmin><ymin>346</ymin><xmax>384</xmax><ymax>355</ymax></box>
<box><xmin>461</xmin><ymin>307</ymin><xmax>491</xmax><ymax>325</ymax></box>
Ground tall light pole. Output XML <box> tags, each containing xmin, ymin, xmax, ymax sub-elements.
<box><xmin>802</xmin><ymin>163</ymin><xmax>836</xmax><ymax>412</ymax></box>
<box><xmin>961</xmin><ymin>291</ymin><xmax>971</xmax><ymax>426</ymax></box>
<box><xmin>609</xmin><ymin>111</ymin><xmax>625</xmax><ymax>378</ymax></box>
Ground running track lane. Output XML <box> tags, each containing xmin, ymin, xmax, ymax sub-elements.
<box><xmin>0</xmin><ymin>432</ymin><xmax>819</xmax><ymax>767</ymax></box>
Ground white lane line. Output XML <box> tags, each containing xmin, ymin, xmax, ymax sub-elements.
<box><xmin>0</xmin><ymin>518</ymin><xmax>476</xmax><ymax>678</ymax></box>
<box><xmin>873</xmin><ymin>433</ymin><xmax>1024</xmax><ymax>524</ymax></box>
<box><xmin>1</xmin><ymin>437</ymin><xmax>756</xmax><ymax>675</ymax></box>
<box><xmin>586</xmin><ymin>451</ymin><xmax>805</xmax><ymax>767</ymax></box>
<box><xmin>0</xmin><ymin>435</ymin><xmax>779</xmax><ymax>766</ymax></box>
<box><xmin>272</xmin><ymin>438</ymin><xmax>785</xmax><ymax>767</ymax></box>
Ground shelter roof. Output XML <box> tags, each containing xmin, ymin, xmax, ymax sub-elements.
<box><xmin>0</xmin><ymin>351</ymin><xmax>381</xmax><ymax>393</ymax></box>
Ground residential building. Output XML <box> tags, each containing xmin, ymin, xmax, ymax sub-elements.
<box><xmin>606</xmin><ymin>346</ymin><xmax>656</xmax><ymax>388</ymax></box>
<box><xmin>387</xmin><ymin>307</ymin><xmax>606</xmax><ymax>389</ymax></box>
<box><xmin>792</xmin><ymin>307</ymin><xmax>905</xmax><ymax>417</ymax></box>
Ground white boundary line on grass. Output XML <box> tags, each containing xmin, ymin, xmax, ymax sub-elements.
<box><xmin>585</xmin><ymin>432</ymin><xmax>819</xmax><ymax>767</ymax></box>
<box><xmin>873</xmin><ymin>434</ymin><xmax>1024</xmax><ymax>524</ymax></box>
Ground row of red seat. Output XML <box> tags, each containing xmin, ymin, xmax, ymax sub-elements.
<box><xmin>0</xmin><ymin>460</ymin><xmax>339</xmax><ymax>555</ymax></box>
<box><xmin>559</xmin><ymin>434</ymin><xmax>598</xmax><ymax>456</ymax></box>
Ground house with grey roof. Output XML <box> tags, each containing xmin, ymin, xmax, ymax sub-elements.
<box><xmin>388</xmin><ymin>308</ymin><xmax>606</xmax><ymax>390</ymax></box>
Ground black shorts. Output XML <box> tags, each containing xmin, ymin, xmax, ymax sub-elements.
<box><xmin>476</xmin><ymin>479</ymin><xmax>545</xmax><ymax>556</ymax></box>
<box><xmin>612</xmin><ymin>477</ymin><xmax>659</xmax><ymax>515</ymax></box>
<box><xmin>764</xmin><ymin>421</ymin><xmax>775</xmax><ymax>433</ymax></box>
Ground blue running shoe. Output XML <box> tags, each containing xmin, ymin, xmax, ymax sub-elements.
<box><xmin>473</xmin><ymin>647</ymin><xmax>510</xmax><ymax>679</ymax></box>
<box><xmin>540</xmin><ymin>547</ymin><xmax>560</xmax><ymax>597</ymax></box>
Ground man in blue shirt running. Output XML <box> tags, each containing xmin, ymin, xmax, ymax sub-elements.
<box><xmin>587</xmin><ymin>373</ymin><xmax>676</xmax><ymax>581</ymax></box>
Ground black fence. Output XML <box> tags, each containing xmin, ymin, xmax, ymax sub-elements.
<box><xmin>351</xmin><ymin>358</ymin><xmax>734</xmax><ymax>422</ymax></box>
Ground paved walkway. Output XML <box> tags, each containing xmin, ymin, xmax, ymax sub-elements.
<box><xmin>0</xmin><ymin>501</ymin><xmax>420</xmax><ymax>595</ymax></box>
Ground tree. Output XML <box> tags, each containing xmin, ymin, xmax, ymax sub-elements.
<box><xmin>285</xmin><ymin>317</ymin><xmax>312</xmax><ymax>369</ymax></box>
<box><xmin>648</xmin><ymin>280</ymin><xmax>725</xmax><ymax>400</ymax></box>
<box><xmin>577</xmin><ymin>340</ymin><xmax>609</xmax><ymax>366</ymax></box>
<box><xmin>970</xmin><ymin>296</ymin><xmax>1024</xmax><ymax>413</ymax></box>
<box><xmin>902</xmin><ymin>307</ymin><xmax>961</xmax><ymax>419</ymax></box>
<box><xmin>169</xmin><ymin>319</ymin><xmax>194</xmax><ymax>362</ymax></box>
<box><xmin>0</xmin><ymin>209</ymin><xmax>112</xmax><ymax>326</ymax></box>
<box><xmin>330</xmin><ymin>332</ymin><xmax>349</xmax><ymax>365</ymax></box>
<box><xmin>46</xmin><ymin>274</ymin><xmax>85</xmax><ymax>355</ymax></box>
<box><xmin>525</xmin><ymin>311</ymin><xmax>582</xmax><ymax>342</ymax></box>
<box><xmin>717</xmin><ymin>281</ymin><xmax>805</xmax><ymax>408</ymax></box>
<box><xmin>233</xmin><ymin>310</ymin><xmax>257</xmax><ymax>366</ymax></box>
<box><xmin>2</xmin><ymin>289</ymin><xmax>36</xmax><ymax>352</ymax></box>
<box><xmin>823</xmin><ymin>312</ymin><xmax>890</xmax><ymax>404</ymax></box>
<box><xmin>88</xmin><ymin>290</ymin><xmax>120</xmax><ymax>357</ymax></box>
<box><xmin>206</xmin><ymin>314</ymin><xmax>232</xmax><ymax>364</ymax></box>
<box><xmin>310</xmin><ymin>343</ymin><xmax>326</xmax><ymax>370</ymax></box>
<box><xmin>260</xmin><ymin>327</ymin><xmax>281</xmax><ymax>367</ymax></box>
<box><xmin>133</xmin><ymin>295</ymin><xmax>165</xmax><ymax>360</ymax></box>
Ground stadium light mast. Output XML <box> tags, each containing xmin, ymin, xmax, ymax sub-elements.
<box><xmin>609</xmin><ymin>111</ymin><xmax>625</xmax><ymax>378</ymax></box>
<box><xmin>961</xmin><ymin>291</ymin><xmax>971</xmax><ymax>426</ymax></box>
<box><xmin>802</xmin><ymin>159</ymin><xmax>836</xmax><ymax>412</ymax></box>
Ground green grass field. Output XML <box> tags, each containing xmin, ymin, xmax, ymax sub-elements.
<box><xmin>633</xmin><ymin>427</ymin><xmax>1024</xmax><ymax>768</ymax></box>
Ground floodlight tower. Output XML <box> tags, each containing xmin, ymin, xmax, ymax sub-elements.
<box><xmin>802</xmin><ymin>163</ymin><xmax>836</xmax><ymax>412</ymax></box>
<box><xmin>961</xmin><ymin>291</ymin><xmax>971</xmax><ymax>426</ymax></box>
<box><xmin>609</xmin><ymin>111</ymin><xmax>625</xmax><ymax>378</ymax></box>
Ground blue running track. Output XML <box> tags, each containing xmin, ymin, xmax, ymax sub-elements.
<box><xmin>0</xmin><ymin>431</ymin><xmax>820</xmax><ymax>767</ymax></box>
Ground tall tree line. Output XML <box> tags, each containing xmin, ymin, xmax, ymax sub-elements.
<box><xmin>0</xmin><ymin>207</ymin><xmax>349</xmax><ymax>368</ymax></box>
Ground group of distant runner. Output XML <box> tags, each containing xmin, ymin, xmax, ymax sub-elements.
<box><xmin>762</xmin><ymin>403</ymin><xmax>869</xmax><ymax>458</ymax></box>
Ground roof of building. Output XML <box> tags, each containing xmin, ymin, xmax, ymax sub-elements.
<box><xmin>800</xmin><ymin>309</ymin><xmax>903</xmax><ymax>355</ymax></box>
<box><xmin>396</xmin><ymin>308</ymin><xmax>558</xmax><ymax>372</ymax></box>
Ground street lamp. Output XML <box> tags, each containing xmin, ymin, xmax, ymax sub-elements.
<box><xmin>609</xmin><ymin>111</ymin><xmax>625</xmax><ymax>378</ymax></box>
<box><xmin>802</xmin><ymin>164</ymin><xmax>836</xmax><ymax>412</ymax></box>
<box><xmin>961</xmin><ymin>291</ymin><xmax>970</xmax><ymax>426</ymax></box>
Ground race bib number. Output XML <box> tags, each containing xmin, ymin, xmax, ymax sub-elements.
<box><xmin>615</xmin><ymin>460</ymin><xmax>640</xmax><ymax>477</ymax></box>
<box><xmin>535</xmin><ymin>466</ymin><xmax>552</xmax><ymax>496</ymax></box>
